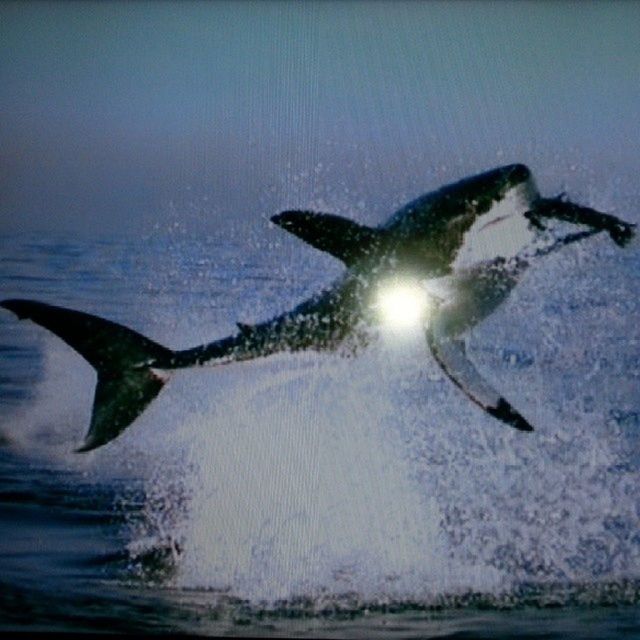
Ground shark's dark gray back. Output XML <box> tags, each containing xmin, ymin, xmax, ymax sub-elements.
<box><xmin>381</xmin><ymin>164</ymin><xmax>532</xmax><ymax>235</ymax></box>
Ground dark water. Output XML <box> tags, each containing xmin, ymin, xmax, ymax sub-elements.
<box><xmin>1</xmin><ymin>227</ymin><xmax>639</xmax><ymax>638</ymax></box>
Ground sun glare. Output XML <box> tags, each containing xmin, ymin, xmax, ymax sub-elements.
<box><xmin>374</xmin><ymin>280</ymin><xmax>430</xmax><ymax>330</ymax></box>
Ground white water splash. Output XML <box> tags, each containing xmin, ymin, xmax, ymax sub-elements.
<box><xmin>2</xmin><ymin>226</ymin><xmax>639</xmax><ymax>606</ymax></box>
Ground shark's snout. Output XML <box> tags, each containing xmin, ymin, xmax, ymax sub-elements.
<box><xmin>270</xmin><ymin>211</ymin><xmax>300</xmax><ymax>228</ymax></box>
<box><xmin>506</xmin><ymin>163</ymin><xmax>531</xmax><ymax>186</ymax></box>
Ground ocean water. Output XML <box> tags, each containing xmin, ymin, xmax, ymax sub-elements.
<box><xmin>0</xmin><ymin>222</ymin><xmax>639</xmax><ymax>638</ymax></box>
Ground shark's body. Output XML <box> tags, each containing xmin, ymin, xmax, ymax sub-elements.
<box><xmin>2</xmin><ymin>164</ymin><xmax>635</xmax><ymax>451</ymax></box>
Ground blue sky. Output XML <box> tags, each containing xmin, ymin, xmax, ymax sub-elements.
<box><xmin>1</xmin><ymin>1</ymin><xmax>638</xmax><ymax>236</ymax></box>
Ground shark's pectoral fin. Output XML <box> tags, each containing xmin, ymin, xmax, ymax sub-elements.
<box><xmin>426</xmin><ymin>326</ymin><xmax>533</xmax><ymax>433</ymax></box>
<box><xmin>271</xmin><ymin>210</ymin><xmax>382</xmax><ymax>265</ymax></box>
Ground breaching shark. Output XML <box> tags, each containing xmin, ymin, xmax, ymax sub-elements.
<box><xmin>1</xmin><ymin>164</ymin><xmax>635</xmax><ymax>452</ymax></box>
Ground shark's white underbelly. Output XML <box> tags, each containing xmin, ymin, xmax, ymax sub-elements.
<box><xmin>452</xmin><ymin>180</ymin><xmax>539</xmax><ymax>272</ymax></box>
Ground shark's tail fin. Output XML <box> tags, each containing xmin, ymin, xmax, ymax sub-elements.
<box><xmin>1</xmin><ymin>299</ymin><xmax>174</xmax><ymax>452</ymax></box>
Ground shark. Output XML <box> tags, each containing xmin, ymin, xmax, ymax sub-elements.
<box><xmin>1</xmin><ymin>164</ymin><xmax>635</xmax><ymax>452</ymax></box>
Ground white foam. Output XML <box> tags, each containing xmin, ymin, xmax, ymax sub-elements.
<box><xmin>169</xmin><ymin>348</ymin><xmax>482</xmax><ymax>601</ymax></box>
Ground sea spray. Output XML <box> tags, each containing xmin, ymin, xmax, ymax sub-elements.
<box><xmin>169</xmin><ymin>345</ymin><xmax>460</xmax><ymax>602</ymax></box>
<box><xmin>2</xmin><ymin>232</ymin><xmax>639</xmax><ymax>608</ymax></box>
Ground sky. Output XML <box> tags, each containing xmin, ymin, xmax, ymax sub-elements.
<box><xmin>1</xmin><ymin>1</ymin><xmax>639</xmax><ymax>237</ymax></box>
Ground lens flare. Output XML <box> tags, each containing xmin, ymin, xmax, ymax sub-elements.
<box><xmin>374</xmin><ymin>279</ymin><xmax>430</xmax><ymax>329</ymax></box>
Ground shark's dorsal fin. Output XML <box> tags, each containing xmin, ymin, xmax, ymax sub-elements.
<box><xmin>271</xmin><ymin>211</ymin><xmax>382</xmax><ymax>265</ymax></box>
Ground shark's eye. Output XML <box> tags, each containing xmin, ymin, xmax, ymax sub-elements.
<box><xmin>374</xmin><ymin>279</ymin><xmax>430</xmax><ymax>330</ymax></box>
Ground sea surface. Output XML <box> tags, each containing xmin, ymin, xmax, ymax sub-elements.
<box><xmin>0</xmin><ymin>224</ymin><xmax>639</xmax><ymax>638</ymax></box>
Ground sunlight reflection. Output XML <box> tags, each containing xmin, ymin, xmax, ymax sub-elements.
<box><xmin>374</xmin><ymin>279</ymin><xmax>431</xmax><ymax>331</ymax></box>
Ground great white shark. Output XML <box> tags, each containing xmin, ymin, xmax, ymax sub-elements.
<box><xmin>1</xmin><ymin>164</ymin><xmax>635</xmax><ymax>452</ymax></box>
